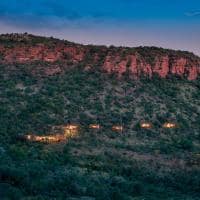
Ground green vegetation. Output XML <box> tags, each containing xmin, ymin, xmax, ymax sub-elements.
<box><xmin>0</xmin><ymin>62</ymin><xmax>200</xmax><ymax>199</ymax></box>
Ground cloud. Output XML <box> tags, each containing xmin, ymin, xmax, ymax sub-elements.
<box><xmin>185</xmin><ymin>10</ymin><xmax>200</xmax><ymax>17</ymax></box>
<box><xmin>0</xmin><ymin>0</ymin><xmax>109</xmax><ymax>30</ymax></box>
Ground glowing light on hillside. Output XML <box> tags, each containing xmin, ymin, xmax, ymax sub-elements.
<box><xmin>63</xmin><ymin>124</ymin><xmax>79</xmax><ymax>138</ymax></box>
<box><xmin>112</xmin><ymin>125</ymin><xmax>123</xmax><ymax>132</ymax></box>
<box><xmin>89</xmin><ymin>124</ymin><xmax>100</xmax><ymax>129</ymax></box>
<box><xmin>26</xmin><ymin>134</ymin><xmax>32</xmax><ymax>140</ymax></box>
<box><xmin>65</xmin><ymin>125</ymin><xmax>79</xmax><ymax>130</ymax></box>
<box><xmin>25</xmin><ymin>134</ymin><xmax>65</xmax><ymax>143</ymax></box>
<box><xmin>24</xmin><ymin>124</ymin><xmax>79</xmax><ymax>144</ymax></box>
<box><xmin>163</xmin><ymin>122</ymin><xmax>177</xmax><ymax>129</ymax></box>
<box><xmin>23</xmin><ymin>120</ymin><xmax>180</xmax><ymax>144</ymax></box>
<box><xmin>140</xmin><ymin>122</ymin><xmax>152</xmax><ymax>129</ymax></box>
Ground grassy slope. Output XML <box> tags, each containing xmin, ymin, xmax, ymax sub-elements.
<box><xmin>0</xmin><ymin>63</ymin><xmax>200</xmax><ymax>199</ymax></box>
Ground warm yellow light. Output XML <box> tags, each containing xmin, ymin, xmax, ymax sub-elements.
<box><xmin>26</xmin><ymin>135</ymin><xmax>32</xmax><ymax>140</ymax></box>
<box><xmin>24</xmin><ymin>134</ymin><xmax>65</xmax><ymax>143</ymax></box>
<box><xmin>64</xmin><ymin>124</ymin><xmax>79</xmax><ymax>130</ymax></box>
<box><xmin>34</xmin><ymin>135</ymin><xmax>57</xmax><ymax>143</ymax></box>
<box><xmin>140</xmin><ymin>122</ymin><xmax>152</xmax><ymax>129</ymax></box>
<box><xmin>163</xmin><ymin>122</ymin><xmax>177</xmax><ymax>129</ymax></box>
<box><xmin>63</xmin><ymin>124</ymin><xmax>79</xmax><ymax>138</ymax></box>
<box><xmin>89</xmin><ymin>124</ymin><xmax>100</xmax><ymax>129</ymax></box>
<box><xmin>112</xmin><ymin>125</ymin><xmax>123</xmax><ymax>132</ymax></box>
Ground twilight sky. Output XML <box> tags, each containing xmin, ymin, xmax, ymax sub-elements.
<box><xmin>0</xmin><ymin>0</ymin><xmax>200</xmax><ymax>55</ymax></box>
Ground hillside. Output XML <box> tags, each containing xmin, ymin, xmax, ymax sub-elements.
<box><xmin>0</xmin><ymin>34</ymin><xmax>200</xmax><ymax>200</ymax></box>
<box><xmin>0</xmin><ymin>33</ymin><xmax>199</xmax><ymax>80</ymax></box>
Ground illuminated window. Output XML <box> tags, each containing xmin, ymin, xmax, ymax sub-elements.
<box><xmin>112</xmin><ymin>125</ymin><xmax>123</xmax><ymax>132</ymax></box>
<box><xmin>163</xmin><ymin>122</ymin><xmax>177</xmax><ymax>129</ymax></box>
<box><xmin>24</xmin><ymin>134</ymin><xmax>65</xmax><ymax>143</ymax></box>
<box><xmin>89</xmin><ymin>124</ymin><xmax>100</xmax><ymax>129</ymax></box>
<box><xmin>63</xmin><ymin>124</ymin><xmax>79</xmax><ymax>138</ymax></box>
<box><xmin>26</xmin><ymin>134</ymin><xmax>32</xmax><ymax>140</ymax></box>
<box><xmin>140</xmin><ymin>122</ymin><xmax>152</xmax><ymax>129</ymax></box>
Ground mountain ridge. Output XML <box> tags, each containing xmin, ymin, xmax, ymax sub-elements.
<box><xmin>0</xmin><ymin>33</ymin><xmax>200</xmax><ymax>200</ymax></box>
<box><xmin>0</xmin><ymin>33</ymin><xmax>200</xmax><ymax>80</ymax></box>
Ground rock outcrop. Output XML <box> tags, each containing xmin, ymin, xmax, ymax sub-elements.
<box><xmin>0</xmin><ymin>33</ymin><xmax>199</xmax><ymax>80</ymax></box>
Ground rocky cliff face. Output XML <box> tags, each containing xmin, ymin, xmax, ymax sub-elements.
<box><xmin>102</xmin><ymin>53</ymin><xmax>200</xmax><ymax>80</ymax></box>
<box><xmin>0</xmin><ymin>33</ymin><xmax>199</xmax><ymax>80</ymax></box>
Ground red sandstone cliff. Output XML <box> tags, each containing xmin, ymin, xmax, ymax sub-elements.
<box><xmin>0</xmin><ymin>33</ymin><xmax>199</xmax><ymax>80</ymax></box>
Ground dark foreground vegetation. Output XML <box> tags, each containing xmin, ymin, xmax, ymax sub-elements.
<box><xmin>0</xmin><ymin>63</ymin><xmax>200</xmax><ymax>199</ymax></box>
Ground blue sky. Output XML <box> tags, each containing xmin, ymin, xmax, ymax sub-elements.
<box><xmin>0</xmin><ymin>0</ymin><xmax>199</xmax><ymax>55</ymax></box>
